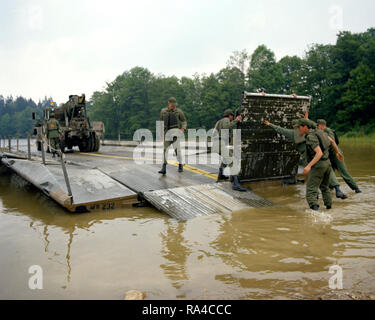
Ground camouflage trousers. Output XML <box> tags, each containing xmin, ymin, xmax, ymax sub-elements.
<box><xmin>306</xmin><ymin>160</ymin><xmax>332</xmax><ymax>208</ymax></box>
<box><xmin>49</xmin><ymin>137</ymin><xmax>60</xmax><ymax>153</ymax></box>
<box><xmin>162</xmin><ymin>129</ymin><xmax>183</xmax><ymax>165</ymax></box>
<box><xmin>328</xmin><ymin>155</ymin><xmax>359</xmax><ymax>190</ymax></box>
<box><xmin>213</xmin><ymin>139</ymin><xmax>241</xmax><ymax>176</ymax></box>
<box><xmin>300</xmin><ymin>152</ymin><xmax>340</xmax><ymax>189</ymax></box>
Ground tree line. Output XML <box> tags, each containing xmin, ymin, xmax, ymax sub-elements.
<box><xmin>89</xmin><ymin>28</ymin><xmax>375</xmax><ymax>138</ymax></box>
<box><xmin>1</xmin><ymin>28</ymin><xmax>374</xmax><ymax>138</ymax></box>
<box><xmin>0</xmin><ymin>96</ymin><xmax>47</xmax><ymax>137</ymax></box>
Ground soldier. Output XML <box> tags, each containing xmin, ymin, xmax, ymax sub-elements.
<box><xmin>316</xmin><ymin>119</ymin><xmax>361</xmax><ymax>194</ymax></box>
<box><xmin>297</xmin><ymin>118</ymin><xmax>344</xmax><ymax>211</ymax></box>
<box><xmin>46</xmin><ymin>112</ymin><xmax>62</xmax><ymax>158</ymax></box>
<box><xmin>158</xmin><ymin>97</ymin><xmax>187</xmax><ymax>175</ymax></box>
<box><xmin>214</xmin><ymin>109</ymin><xmax>248</xmax><ymax>192</ymax></box>
<box><xmin>264</xmin><ymin>119</ymin><xmax>306</xmax><ymax>164</ymax></box>
<box><xmin>264</xmin><ymin>119</ymin><xmax>348</xmax><ymax>199</ymax></box>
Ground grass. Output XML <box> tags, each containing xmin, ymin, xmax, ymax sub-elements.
<box><xmin>340</xmin><ymin>132</ymin><xmax>375</xmax><ymax>145</ymax></box>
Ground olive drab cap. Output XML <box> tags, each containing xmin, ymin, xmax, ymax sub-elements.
<box><xmin>297</xmin><ymin>118</ymin><xmax>315</xmax><ymax>128</ymax></box>
<box><xmin>317</xmin><ymin>119</ymin><xmax>327</xmax><ymax>125</ymax></box>
<box><xmin>168</xmin><ymin>97</ymin><xmax>178</xmax><ymax>106</ymax></box>
<box><xmin>223</xmin><ymin>109</ymin><xmax>234</xmax><ymax>117</ymax></box>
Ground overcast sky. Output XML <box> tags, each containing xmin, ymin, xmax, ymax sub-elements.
<box><xmin>0</xmin><ymin>0</ymin><xmax>374</xmax><ymax>103</ymax></box>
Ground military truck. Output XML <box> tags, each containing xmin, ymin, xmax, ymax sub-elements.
<box><xmin>33</xmin><ymin>94</ymin><xmax>104</xmax><ymax>153</ymax></box>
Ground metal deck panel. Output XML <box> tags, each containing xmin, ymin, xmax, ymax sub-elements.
<box><xmin>144</xmin><ymin>182</ymin><xmax>273</xmax><ymax>221</ymax></box>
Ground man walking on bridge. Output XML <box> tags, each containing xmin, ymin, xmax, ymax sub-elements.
<box><xmin>46</xmin><ymin>112</ymin><xmax>62</xmax><ymax>158</ymax></box>
<box><xmin>158</xmin><ymin>97</ymin><xmax>187</xmax><ymax>175</ymax></box>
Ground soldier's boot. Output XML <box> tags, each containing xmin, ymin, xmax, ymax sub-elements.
<box><xmin>311</xmin><ymin>205</ymin><xmax>319</xmax><ymax>211</ymax></box>
<box><xmin>232</xmin><ymin>176</ymin><xmax>248</xmax><ymax>192</ymax></box>
<box><xmin>355</xmin><ymin>188</ymin><xmax>362</xmax><ymax>194</ymax></box>
<box><xmin>217</xmin><ymin>168</ymin><xmax>229</xmax><ymax>182</ymax></box>
<box><xmin>335</xmin><ymin>186</ymin><xmax>347</xmax><ymax>199</ymax></box>
<box><xmin>178</xmin><ymin>164</ymin><xmax>183</xmax><ymax>173</ymax></box>
<box><xmin>326</xmin><ymin>205</ymin><xmax>332</xmax><ymax>210</ymax></box>
<box><xmin>158</xmin><ymin>164</ymin><xmax>167</xmax><ymax>175</ymax></box>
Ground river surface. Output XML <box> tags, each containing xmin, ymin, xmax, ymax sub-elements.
<box><xmin>0</xmin><ymin>141</ymin><xmax>374</xmax><ymax>300</ymax></box>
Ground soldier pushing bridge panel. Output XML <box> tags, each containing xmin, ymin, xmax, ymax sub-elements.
<box><xmin>296</xmin><ymin>118</ymin><xmax>345</xmax><ymax>211</ymax></box>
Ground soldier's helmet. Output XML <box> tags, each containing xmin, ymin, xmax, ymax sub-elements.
<box><xmin>223</xmin><ymin>109</ymin><xmax>234</xmax><ymax>117</ymax></box>
<box><xmin>317</xmin><ymin>119</ymin><xmax>327</xmax><ymax>125</ymax></box>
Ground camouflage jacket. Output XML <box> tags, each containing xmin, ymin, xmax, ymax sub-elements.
<box><xmin>46</xmin><ymin>119</ymin><xmax>62</xmax><ymax>139</ymax></box>
<box><xmin>213</xmin><ymin>117</ymin><xmax>239</xmax><ymax>145</ymax></box>
<box><xmin>305</xmin><ymin>129</ymin><xmax>331</xmax><ymax>163</ymax></box>
<box><xmin>160</xmin><ymin>107</ymin><xmax>187</xmax><ymax>131</ymax></box>
<box><xmin>270</xmin><ymin>124</ymin><xmax>306</xmax><ymax>156</ymax></box>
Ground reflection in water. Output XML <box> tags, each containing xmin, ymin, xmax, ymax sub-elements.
<box><xmin>160</xmin><ymin>220</ymin><xmax>191</xmax><ymax>290</ymax></box>
<box><xmin>0</xmin><ymin>171</ymin><xmax>161</xmax><ymax>293</ymax></box>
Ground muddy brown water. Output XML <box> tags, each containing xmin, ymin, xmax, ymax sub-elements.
<box><xmin>0</xmin><ymin>141</ymin><xmax>374</xmax><ymax>300</ymax></box>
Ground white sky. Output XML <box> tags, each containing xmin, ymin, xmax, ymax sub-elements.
<box><xmin>0</xmin><ymin>0</ymin><xmax>374</xmax><ymax>103</ymax></box>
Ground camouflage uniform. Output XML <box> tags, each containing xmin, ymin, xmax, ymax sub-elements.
<box><xmin>269</xmin><ymin>124</ymin><xmax>307</xmax><ymax>165</ymax></box>
<box><xmin>270</xmin><ymin>123</ymin><xmax>345</xmax><ymax>192</ymax></box>
<box><xmin>160</xmin><ymin>105</ymin><xmax>187</xmax><ymax>165</ymax></box>
<box><xmin>324</xmin><ymin>126</ymin><xmax>359</xmax><ymax>191</ymax></box>
<box><xmin>46</xmin><ymin>117</ymin><xmax>62</xmax><ymax>155</ymax></box>
<box><xmin>214</xmin><ymin>116</ymin><xmax>238</xmax><ymax>170</ymax></box>
<box><xmin>214</xmin><ymin>109</ymin><xmax>247</xmax><ymax>192</ymax></box>
<box><xmin>303</xmin><ymin>125</ymin><xmax>332</xmax><ymax>209</ymax></box>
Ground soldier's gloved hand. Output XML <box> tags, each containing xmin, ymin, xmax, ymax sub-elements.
<box><xmin>264</xmin><ymin>120</ymin><xmax>271</xmax><ymax>126</ymax></box>
<box><xmin>236</xmin><ymin>115</ymin><xmax>242</xmax><ymax>122</ymax></box>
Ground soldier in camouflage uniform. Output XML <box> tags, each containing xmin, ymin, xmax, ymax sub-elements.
<box><xmin>264</xmin><ymin>119</ymin><xmax>348</xmax><ymax>199</ymax></box>
<box><xmin>297</xmin><ymin>119</ymin><xmax>332</xmax><ymax>210</ymax></box>
<box><xmin>158</xmin><ymin>97</ymin><xmax>187</xmax><ymax>175</ymax></box>
<box><xmin>46</xmin><ymin>112</ymin><xmax>62</xmax><ymax>158</ymax></box>
<box><xmin>297</xmin><ymin>119</ymin><xmax>344</xmax><ymax>211</ymax></box>
<box><xmin>316</xmin><ymin>119</ymin><xmax>361</xmax><ymax>194</ymax></box>
<box><xmin>213</xmin><ymin>109</ymin><xmax>247</xmax><ymax>192</ymax></box>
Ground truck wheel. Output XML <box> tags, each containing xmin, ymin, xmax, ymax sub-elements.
<box><xmin>60</xmin><ymin>140</ymin><xmax>66</xmax><ymax>153</ymax></box>
<box><xmin>94</xmin><ymin>134</ymin><xmax>100</xmax><ymax>152</ymax></box>
<box><xmin>79</xmin><ymin>136</ymin><xmax>91</xmax><ymax>152</ymax></box>
<box><xmin>88</xmin><ymin>133</ymin><xmax>94</xmax><ymax>152</ymax></box>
